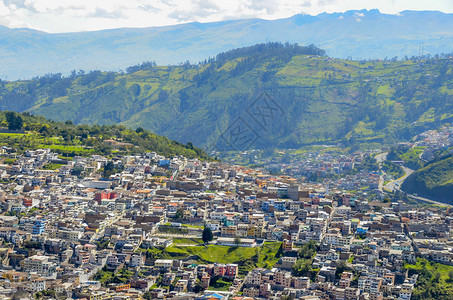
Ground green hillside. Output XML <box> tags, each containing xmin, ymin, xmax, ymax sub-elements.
<box><xmin>401</xmin><ymin>155</ymin><xmax>453</xmax><ymax>203</ymax></box>
<box><xmin>0</xmin><ymin>43</ymin><xmax>452</xmax><ymax>150</ymax></box>
<box><xmin>0</xmin><ymin>111</ymin><xmax>210</xmax><ymax>160</ymax></box>
<box><xmin>387</xmin><ymin>145</ymin><xmax>426</xmax><ymax>170</ymax></box>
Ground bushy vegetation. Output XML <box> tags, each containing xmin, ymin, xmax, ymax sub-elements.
<box><xmin>405</xmin><ymin>258</ymin><xmax>453</xmax><ymax>300</ymax></box>
<box><xmin>0</xmin><ymin>111</ymin><xmax>210</xmax><ymax>159</ymax></box>
<box><xmin>292</xmin><ymin>241</ymin><xmax>319</xmax><ymax>280</ymax></box>
<box><xmin>92</xmin><ymin>267</ymin><xmax>134</xmax><ymax>286</ymax></box>
<box><xmin>208</xmin><ymin>276</ymin><xmax>234</xmax><ymax>291</ymax></box>
<box><xmin>42</xmin><ymin>163</ymin><xmax>65</xmax><ymax>170</ymax></box>
<box><xmin>202</xmin><ymin>225</ymin><xmax>213</xmax><ymax>243</ymax></box>
<box><xmin>382</xmin><ymin>161</ymin><xmax>405</xmax><ymax>179</ymax></box>
<box><xmin>387</xmin><ymin>145</ymin><xmax>425</xmax><ymax>170</ymax></box>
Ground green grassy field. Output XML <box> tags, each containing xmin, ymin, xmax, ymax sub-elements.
<box><xmin>165</xmin><ymin>241</ymin><xmax>282</xmax><ymax>273</ymax></box>
<box><xmin>42</xmin><ymin>163</ymin><xmax>65</xmax><ymax>170</ymax></box>
<box><xmin>164</xmin><ymin>223</ymin><xmax>203</xmax><ymax>229</ymax></box>
<box><xmin>172</xmin><ymin>238</ymin><xmax>203</xmax><ymax>245</ymax></box>
<box><xmin>0</xmin><ymin>132</ymin><xmax>28</xmax><ymax>137</ymax></box>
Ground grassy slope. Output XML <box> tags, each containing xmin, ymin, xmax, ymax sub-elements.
<box><xmin>401</xmin><ymin>155</ymin><xmax>453</xmax><ymax>203</ymax></box>
<box><xmin>1</xmin><ymin>45</ymin><xmax>452</xmax><ymax>149</ymax></box>
<box><xmin>166</xmin><ymin>241</ymin><xmax>282</xmax><ymax>274</ymax></box>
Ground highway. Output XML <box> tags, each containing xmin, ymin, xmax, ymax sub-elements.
<box><xmin>383</xmin><ymin>166</ymin><xmax>414</xmax><ymax>192</ymax></box>
<box><xmin>375</xmin><ymin>152</ymin><xmax>453</xmax><ymax>208</ymax></box>
<box><xmin>375</xmin><ymin>152</ymin><xmax>387</xmax><ymax>192</ymax></box>
<box><xmin>406</xmin><ymin>193</ymin><xmax>453</xmax><ymax>208</ymax></box>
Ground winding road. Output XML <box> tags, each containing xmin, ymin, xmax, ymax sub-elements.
<box><xmin>384</xmin><ymin>166</ymin><xmax>414</xmax><ymax>192</ymax></box>
<box><xmin>376</xmin><ymin>152</ymin><xmax>453</xmax><ymax>207</ymax></box>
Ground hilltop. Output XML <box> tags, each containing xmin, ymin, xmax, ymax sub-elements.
<box><xmin>0</xmin><ymin>111</ymin><xmax>210</xmax><ymax>160</ymax></box>
<box><xmin>0</xmin><ymin>42</ymin><xmax>452</xmax><ymax>150</ymax></box>
<box><xmin>1</xmin><ymin>9</ymin><xmax>453</xmax><ymax>79</ymax></box>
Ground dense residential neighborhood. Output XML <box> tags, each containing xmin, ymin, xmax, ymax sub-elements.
<box><xmin>0</xmin><ymin>2</ymin><xmax>451</xmax><ymax>299</ymax></box>
<box><xmin>0</xmin><ymin>126</ymin><xmax>450</xmax><ymax>300</ymax></box>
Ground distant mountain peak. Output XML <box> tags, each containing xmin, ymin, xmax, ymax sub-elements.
<box><xmin>0</xmin><ymin>9</ymin><xmax>453</xmax><ymax>79</ymax></box>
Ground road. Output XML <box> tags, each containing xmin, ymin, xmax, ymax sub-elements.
<box><xmin>376</xmin><ymin>158</ymin><xmax>453</xmax><ymax>207</ymax></box>
<box><xmin>375</xmin><ymin>152</ymin><xmax>387</xmax><ymax>192</ymax></box>
<box><xmin>375</xmin><ymin>152</ymin><xmax>388</xmax><ymax>164</ymax></box>
<box><xmin>406</xmin><ymin>193</ymin><xmax>453</xmax><ymax>207</ymax></box>
<box><xmin>384</xmin><ymin>166</ymin><xmax>414</xmax><ymax>192</ymax></box>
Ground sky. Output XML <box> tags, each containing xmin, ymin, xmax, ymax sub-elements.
<box><xmin>0</xmin><ymin>0</ymin><xmax>452</xmax><ymax>33</ymax></box>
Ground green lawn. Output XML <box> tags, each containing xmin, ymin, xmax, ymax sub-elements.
<box><xmin>165</xmin><ymin>241</ymin><xmax>282</xmax><ymax>272</ymax></box>
<box><xmin>166</xmin><ymin>244</ymin><xmax>256</xmax><ymax>263</ymax></box>
<box><xmin>42</xmin><ymin>163</ymin><xmax>64</xmax><ymax>170</ymax></box>
<box><xmin>164</xmin><ymin>223</ymin><xmax>203</xmax><ymax>229</ymax></box>
<box><xmin>172</xmin><ymin>238</ymin><xmax>203</xmax><ymax>245</ymax></box>
<box><xmin>48</xmin><ymin>144</ymin><xmax>94</xmax><ymax>155</ymax></box>
<box><xmin>0</xmin><ymin>132</ymin><xmax>27</xmax><ymax>137</ymax></box>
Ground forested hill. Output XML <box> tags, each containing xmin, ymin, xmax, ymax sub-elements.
<box><xmin>0</xmin><ymin>42</ymin><xmax>452</xmax><ymax>151</ymax></box>
<box><xmin>0</xmin><ymin>111</ymin><xmax>210</xmax><ymax>160</ymax></box>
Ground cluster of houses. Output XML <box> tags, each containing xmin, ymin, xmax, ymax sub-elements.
<box><xmin>0</xmin><ymin>146</ymin><xmax>449</xmax><ymax>299</ymax></box>
<box><xmin>242</xmin><ymin>149</ymin><xmax>382</xmax><ymax>197</ymax></box>
<box><xmin>416</xmin><ymin>125</ymin><xmax>453</xmax><ymax>161</ymax></box>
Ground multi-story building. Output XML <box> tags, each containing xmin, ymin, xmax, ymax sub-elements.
<box><xmin>21</xmin><ymin>255</ymin><xmax>56</xmax><ymax>276</ymax></box>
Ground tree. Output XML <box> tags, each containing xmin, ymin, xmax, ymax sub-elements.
<box><xmin>5</xmin><ymin>112</ymin><xmax>23</xmax><ymax>130</ymax></box>
<box><xmin>448</xmin><ymin>270</ymin><xmax>453</xmax><ymax>282</ymax></box>
<box><xmin>234</xmin><ymin>236</ymin><xmax>241</xmax><ymax>247</ymax></box>
<box><xmin>96</xmin><ymin>239</ymin><xmax>110</xmax><ymax>250</ymax></box>
<box><xmin>292</xmin><ymin>259</ymin><xmax>311</xmax><ymax>277</ymax></box>
<box><xmin>298</xmin><ymin>240</ymin><xmax>317</xmax><ymax>259</ymax></box>
<box><xmin>432</xmin><ymin>271</ymin><xmax>441</xmax><ymax>283</ymax></box>
<box><xmin>174</xmin><ymin>208</ymin><xmax>184</xmax><ymax>220</ymax></box>
<box><xmin>202</xmin><ymin>225</ymin><xmax>213</xmax><ymax>244</ymax></box>
<box><xmin>39</xmin><ymin>124</ymin><xmax>51</xmax><ymax>136</ymax></box>
<box><xmin>103</xmin><ymin>161</ymin><xmax>114</xmax><ymax>178</ymax></box>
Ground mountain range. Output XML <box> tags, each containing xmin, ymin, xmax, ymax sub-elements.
<box><xmin>2</xmin><ymin>9</ymin><xmax>453</xmax><ymax>80</ymax></box>
<box><xmin>0</xmin><ymin>43</ymin><xmax>452</xmax><ymax>151</ymax></box>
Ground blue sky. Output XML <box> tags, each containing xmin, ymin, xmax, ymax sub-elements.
<box><xmin>0</xmin><ymin>0</ymin><xmax>452</xmax><ymax>33</ymax></box>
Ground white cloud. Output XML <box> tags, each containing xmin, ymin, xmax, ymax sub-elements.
<box><xmin>0</xmin><ymin>0</ymin><xmax>451</xmax><ymax>32</ymax></box>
